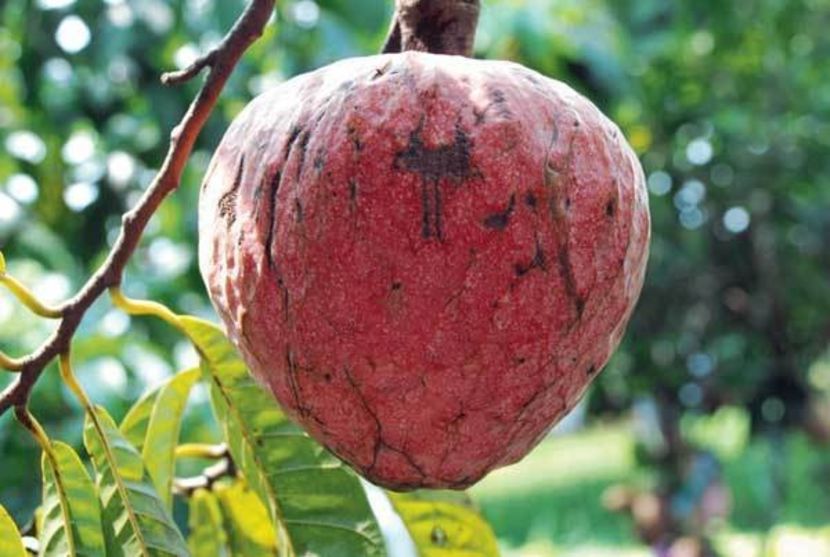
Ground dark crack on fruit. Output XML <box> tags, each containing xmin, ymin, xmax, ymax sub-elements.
<box><xmin>217</xmin><ymin>155</ymin><xmax>244</xmax><ymax>226</ymax></box>
<box><xmin>557</xmin><ymin>247</ymin><xmax>585</xmax><ymax>319</ymax></box>
<box><xmin>296</xmin><ymin>130</ymin><xmax>311</xmax><ymax>180</ymax></box>
<box><xmin>285</xmin><ymin>347</ymin><xmax>308</xmax><ymax>418</ymax></box>
<box><xmin>515</xmin><ymin>238</ymin><xmax>547</xmax><ymax>277</ymax></box>
<box><xmin>293</xmin><ymin>198</ymin><xmax>304</xmax><ymax>223</ymax></box>
<box><xmin>343</xmin><ymin>368</ymin><xmax>382</xmax><ymax>467</ymax></box>
<box><xmin>286</xmin><ymin>124</ymin><xmax>303</xmax><ymax>151</ymax></box>
<box><xmin>347</xmin><ymin>126</ymin><xmax>364</xmax><ymax>152</ymax></box>
<box><xmin>277</xmin><ymin>277</ymin><xmax>289</xmax><ymax>321</ymax></box>
<box><xmin>265</xmin><ymin>168</ymin><xmax>283</xmax><ymax>270</ymax></box>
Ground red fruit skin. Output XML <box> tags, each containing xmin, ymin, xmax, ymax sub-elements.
<box><xmin>199</xmin><ymin>52</ymin><xmax>650</xmax><ymax>490</ymax></box>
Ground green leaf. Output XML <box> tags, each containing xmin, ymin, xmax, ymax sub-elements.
<box><xmin>388</xmin><ymin>491</ymin><xmax>500</xmax><ymax>557</ymax></box>
<box><xmin>187</xmin><ymin>489</ymin><xmax>228</xmax><ymax>557</ymax></box>
<box><xmin>39</xmin><ymin>441</ymin><xmax>106</xmax><ymax>557</ymax></box>
<box><xmin>0</xmin><ymin>504</ymin><xmax>27</xmax><ymax>557</ymax></box>
<box><xmin>120</xmin><ymin>368</ymin><xmax>201</xmax><ymax>510</ymax></box>
<box><xmin>215</xmin><ymin>479</ymin><xmax>278</xmax><ymax>556</ymax></box>
<box><xmin>179</xmin><ymin>316</ymin><xmax>386</xmax><ymax>557</ymax></box>
<box><xmin>83</xmin><ymin>405</ymin><xmax>190</xmax><ymax>557</ymax></box>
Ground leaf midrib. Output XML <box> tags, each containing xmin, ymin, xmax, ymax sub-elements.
<box><xmin>88</xmin><ymin>410</ymin><xmax>152</xmax><ymax>557</ymax></box>
<box><xmin>43</xmin><ymin>447</ymin><xmax>78</xmax><ymax>556</ymax></box>
<box><xmin>209</xmin><ymin>371</ymin><xmax>296</xmax><ymax>557</ymax></box>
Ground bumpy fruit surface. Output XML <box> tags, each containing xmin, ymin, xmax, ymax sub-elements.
<box><xmin>199</xmin><ymin>52</ymin><xmax>650</xmax><ymax>490</ymax></box>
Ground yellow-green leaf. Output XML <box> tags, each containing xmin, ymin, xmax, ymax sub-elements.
<box><xmin>83</xmin><ymin>405</ymin><xmax>189</xmax><ymax>557</ymax></box>
<box><xmin>187</xmin><ymin>489</ymin><xmax>228</xmax><ymax>557</ymax></box>
<box><xmin>179</xmin><ymin>316</ymin><xmax>386</xmax><ymax>557</ymax></box>
<box><xmin>39</xmin><ymin>441</ymin><xmax>106</xmax><ymax>557</ymax></box>
<box><xmin>388</xmin><ymin>491</ymin><xmax>500</xmax><ymax>557</ymax></box>
<box><xmin>0</xmin><ymin>504</ymin><xmax>27</xmax><ymax>557</ymax></box>
<box><xmin>120</xmin><ymin>368</ymin><xmax>200</xmax><ymax>510</ymax></box>
<box><xmin>215</xmin><ymin>479</ymin><xmax>278</xmax><ymax>556</ymax></box>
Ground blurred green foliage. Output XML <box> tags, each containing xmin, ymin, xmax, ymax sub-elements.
<box><xmin>1</xmin><ymin>0</ymin><xmax>829</xmax><ymax>550</ymax></box>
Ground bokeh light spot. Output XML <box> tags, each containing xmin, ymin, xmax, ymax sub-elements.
<box><xmin>55</xmin><ymin>15</ymin><xmax>91</xmax><ymax>54</ymax></box>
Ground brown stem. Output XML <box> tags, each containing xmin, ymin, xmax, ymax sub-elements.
<box><xmin>382</xmin><ymin>0</ymin><xmax>480</xmax><ymax>57</ymax></box>
<box><xmin>0</xmin><ymin>0</ymin><xmax>274</xmax><ymax>418</ymax></box>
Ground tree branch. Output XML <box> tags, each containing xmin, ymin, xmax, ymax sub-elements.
<box><xmin>173</xmin><ymin>454</ymin><xmax>237</xmax><ymax>497</ymax></box>
<box><xmin>161</xmin><ymin>50</ymin><xmax>218</xmax><ymax>86</ymax></box>
<box><xmin>0</xmin><ymin>0</ymin><xmax>275</xmax><ymax>417</ymax></box>
<box><xmin>382</xmin><ymin>0</ymin><xmax>480</xmax><ymax>57</ymax></box>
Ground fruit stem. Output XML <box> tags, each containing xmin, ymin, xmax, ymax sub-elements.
<box><xmin>383</xmin><ymin>0</ymin><xmax>480</xmax><ymax>57</ymax></box>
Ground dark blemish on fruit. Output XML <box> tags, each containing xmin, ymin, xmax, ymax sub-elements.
<box><xmin>487</xmin><ymin>87</ymin><xmax>512</xmax><ymax>119</ymax></box>
<box><xmin>524</xmin><ymin>192</ymin><xmax>537</xmax><ymax>209</ymax></box>
<box><xmin>395</xmin><ymin>120</ymin><xmax>475</xmax><ymax>240</ymax></box>
<box><xmin>314</xmin><ymin>149</ymin><xmax>326</xmax><ymax>171</ymax></box>
<box><xmin>395</xmin><ymin>120</ymin><xmax>474</xmax><ymax>181</ymax></box>
<box><xmin>483</xmin><ymin>193</ymin><xmax>516</xmax><ymax>231</ymax></box>
<box><xmin>606</xmin><ymin>199</ymin><xmax>616</xmax><ymax>217</ymax></box>
<box><xmin>372</xmin><ymin>60</ymin><xmax>392</xmax><ymax>80</ymax></box>
<box><xmin>586</xmin><ymin>364</ymin><xmax>597</xmax><ymax>376</ymax></box>
<box><xmin>475</xmin><ymin>86</ymin><xmax>512</xmax><ymax>124</ymax></box>
<box><xmin>324</xmin><ymin>372</ymin><xmax>333</xmax><ymax>383</ymax></box>
<box><xmin>391</xmin><ymin>281</ymin><xmax>402</xmax><ymax>291</ymax></box>
<box><xmin>294</xmin><ymin>198</ymin><xmax>304</xmax><ymax>223</ymax></box>
<box><xmin>522</xmin><ymin>72</ymin><xmax>541</xmax><ymax>85</ymax></box>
